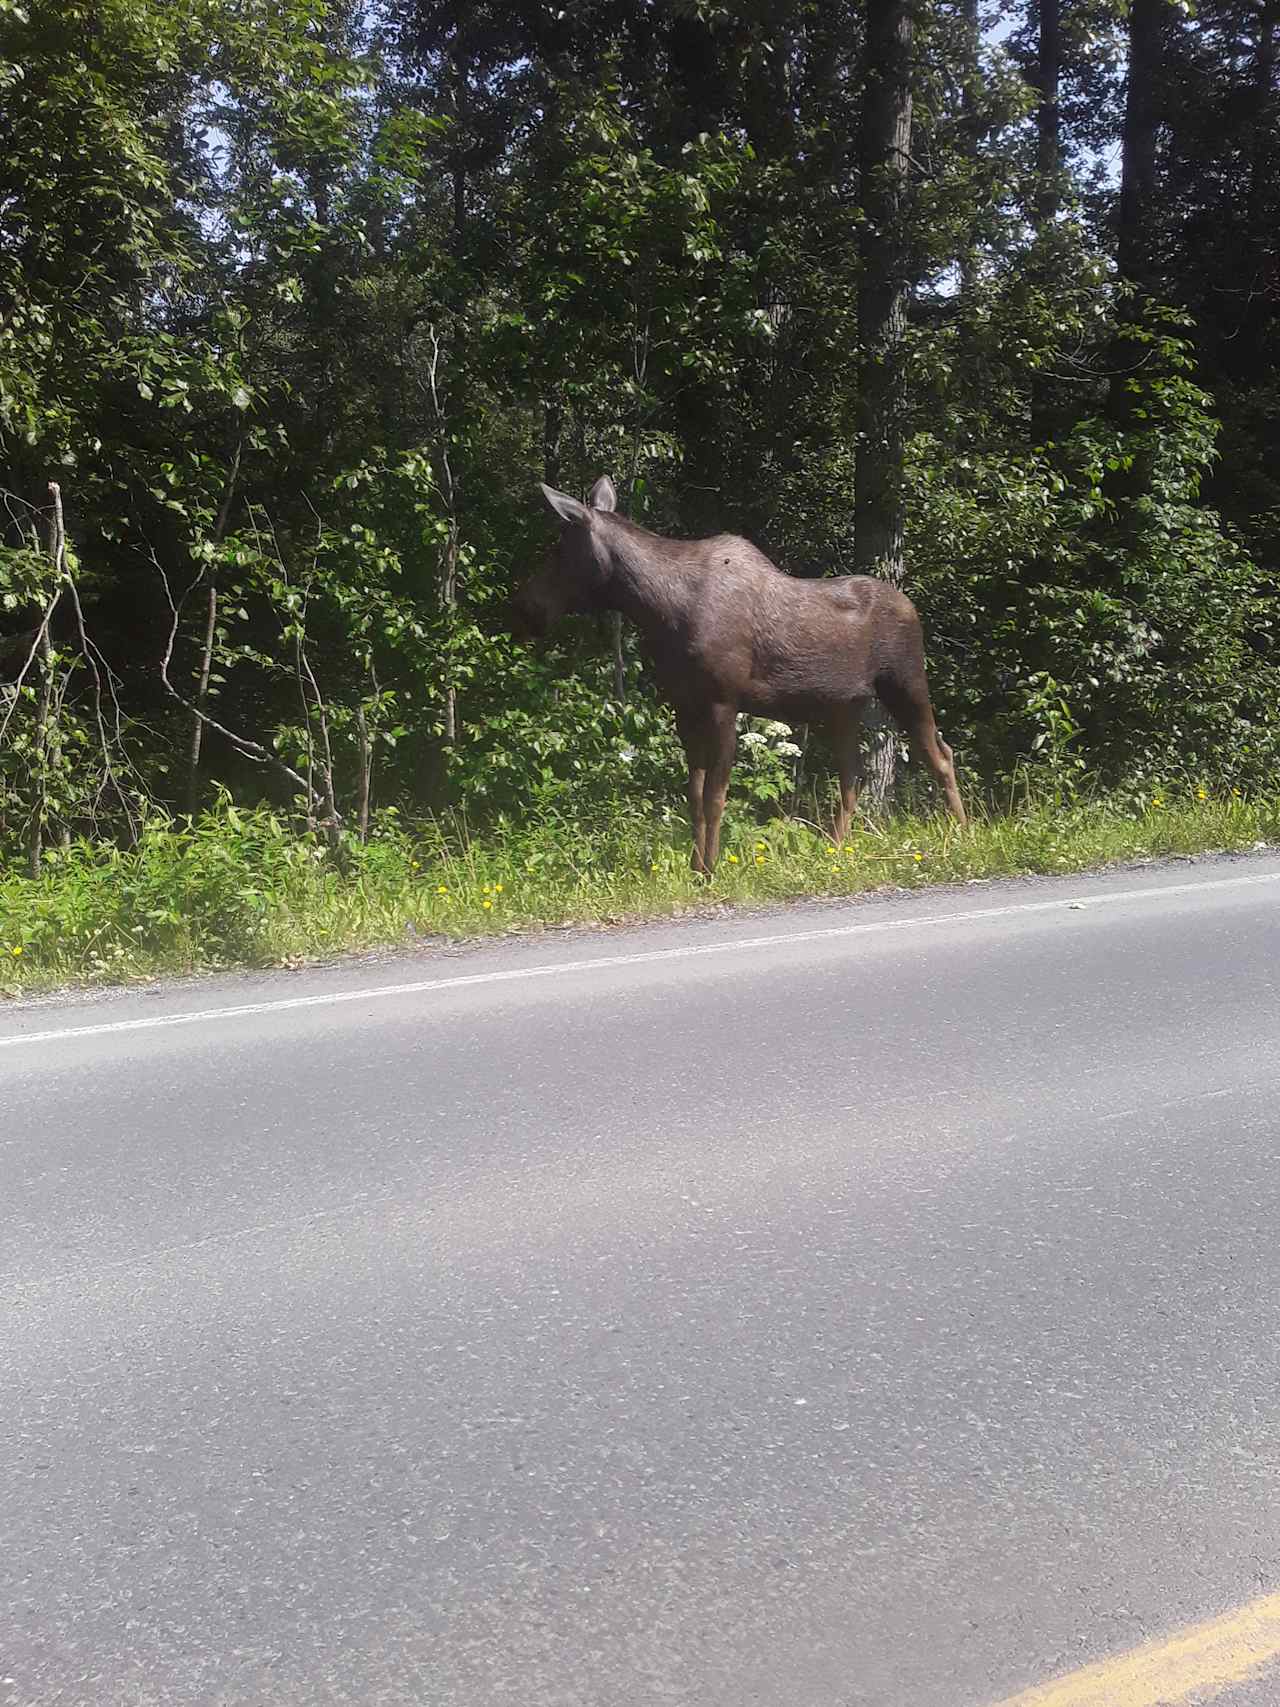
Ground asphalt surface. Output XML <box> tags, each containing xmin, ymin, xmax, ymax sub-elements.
<box><xmin>4</xmin><ymin>854</ymin><xmax>1280</xmax><ymax>1707</ymax></box>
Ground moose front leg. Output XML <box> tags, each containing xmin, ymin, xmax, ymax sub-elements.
<box><xmin>676</xmin><ymin>707</ymin><xmax>709</xmax><ymax>874</ymax></box>
<box><xmin>700</xmin><ymin>704</ymin><xmax>738</xmax><ymax>873</ymax></box>
<box><xmin>829</xmin><ymin>698</ymin><xmax>870</xmax><ymax>846</ymax></box>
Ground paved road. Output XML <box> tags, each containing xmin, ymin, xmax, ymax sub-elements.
<box><xmin>4</xmin><ymin>856</ymin><xmax>1280</xmax><ymax>1707</ymax></box>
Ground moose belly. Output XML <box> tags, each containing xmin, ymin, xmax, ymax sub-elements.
<box><xmin>739</xmin><ymin>671</ymin><xmax>874</xmax><ymax>724</ymax></box>
<box><xmin>651</xmin><ymin>642</ymin><xmax>872</xmax><ymax>723</ymax></box>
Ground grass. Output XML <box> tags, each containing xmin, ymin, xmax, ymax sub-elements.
<box><xmin>3</xmin><ymin>784</ymin><xmax>1278</xmax><ymax>996</ymax></box>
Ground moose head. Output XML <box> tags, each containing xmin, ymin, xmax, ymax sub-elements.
<box><xmin>507</xmin><ymin>475</ymin><xmax>619</xmax><ymax>638</ymax></box>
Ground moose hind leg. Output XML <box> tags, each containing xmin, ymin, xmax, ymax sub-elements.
<box><xmin>676</xmin><ymin>707</ymin><xmax>710</xmax><ymax>873</ymax></box>
<box><xmin>686</xmin><ymin>765</ymin><xmax>708</xmax><ymax>873</ymax></box>
<box><xmin>876</xmin><ymin>671</ymin><xmax>967</xmax><ymax>826</ymax></box>
<box><xmin>700</xmin><ymin>705</ymin><xmax>738</xmax><ymax>872</ymax></box>
<box><xmin>828</xmin><ymin>700</ymin><xmax>870</xmax><ymax>845</ymax></box>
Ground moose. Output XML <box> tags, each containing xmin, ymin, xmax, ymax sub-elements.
<box><xmin>509</xmin><ymin>477</ymin><xmax>966</xmax><ymax>873</ymax></box>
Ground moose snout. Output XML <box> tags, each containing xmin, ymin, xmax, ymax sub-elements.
<box><xmin>505</xmin><ymin>589</ymin><xmax>549</xmax><ymax>640</ymax></box>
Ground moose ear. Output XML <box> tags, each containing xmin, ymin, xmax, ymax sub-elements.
<box><xmin>587</xmin><ymin>475</ymin><xmax>617</xmax><ymax>513</ymax></box>
<box><xmin>539</xmin><ymin>483</ymin><xmax>591</xmax><ymax>527</ymax></box>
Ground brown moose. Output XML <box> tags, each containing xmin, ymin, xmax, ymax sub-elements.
<box><xmin>510</xmin><ymin>476</ymin><xmax>966</xmax><ymax>873</ymax></box>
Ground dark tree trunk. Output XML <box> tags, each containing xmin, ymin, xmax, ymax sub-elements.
<box><xmin>1116</xmin><ymin>0</ymin><xmax>1162</xmax><ymax>298</ymax></box>
<box><xmin>1107</xmin><ymin>0</ymin><xmax>1165</xmax><ymax>517</ymax></box>
<box><xmin>1247</xmin><ymin>0</ymin><xmax>1278</xmax><ymax>297</ymax></box>
<box><xmin>855</xmin><ymin>0</ymin><xmax>914</xmax><ymax>808</ymax></box>
<box><xmin>1030</xmin><ymin>0</ymin><xmax>1062</xmax><ymax>441</ymax></box>
<box><xmin>958</xmin><ymin>0</ymin><xmax>981</xmax><ymax>295</ymax></box>
<box><xmin>854</xmin><ymin>0</ymin><xmax>913</xmax><ymax>579</ymax></box>
<box><xmin>1033</xmin><ymin>0</ymin><xmax>1062</xmax><ymax>231</ymax></box>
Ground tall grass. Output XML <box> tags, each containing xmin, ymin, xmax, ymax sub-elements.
<box><xmin>3</xmin><ymin>785</ymin><xmax>1278</xmax><ymax>995</ymax></box>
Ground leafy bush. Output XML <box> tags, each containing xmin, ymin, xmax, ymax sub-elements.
<box><xmin>908</xmin><ymin>313</ymin><xmax>1280</xmax><ymax>795</ymax></box>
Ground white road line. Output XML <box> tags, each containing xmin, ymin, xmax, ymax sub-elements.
<box><xmin>3</xmin><ymin>868</ymin><xmax>1279</xmax><ymax>1053</ymax></box>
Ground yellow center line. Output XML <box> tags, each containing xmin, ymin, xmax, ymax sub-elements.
<box><xmin>988</xmin><ymin>1589</ymin><xmax>1280</xmax><ymax>1707</ymax></box>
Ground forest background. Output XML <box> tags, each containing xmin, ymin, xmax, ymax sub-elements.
<box><xmin>2</xmin><ymin>0</ymin><xmax>1278</xmax><ymax>976</ymax></box>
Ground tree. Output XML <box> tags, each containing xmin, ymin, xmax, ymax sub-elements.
<box><xmin>1109</xmin><ymin>0</ymin><xmax>1166</xmax><ymax>451</ymax></box>
<box><xmin>855</xmin><ymin>0</ymin><xmax>915</xmax><ymax>807</ymax></box>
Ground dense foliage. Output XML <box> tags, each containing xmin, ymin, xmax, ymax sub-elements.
<box><xmin>2</xmin><ymin>0</ymin><xmax>1278</xmax><ymax>867</ymax></box>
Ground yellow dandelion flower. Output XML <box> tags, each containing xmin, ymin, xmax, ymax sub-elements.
<box><xmin>728</xmin><ymin>853</ymin><xmax>739</xmax><ymax>863</ymax></box>
<box><xmin>11</xmin><ymin>944</ymin><xmax>22</xmax><ymax>957</ymax></box>
<box><xmin>1232</xmin><ymin>787</ymin><xmax>1241</xmax><ymax>797</ymax></box>
<box><xmin>483</xmin><ymin>900</ymin><xmax>493</xmax><ymax>911</ymax></box>
<box><xmin>1152</xmin><ymin>796</ymin><xmax>1164</xmax><ymax>807</ymax></box>
<box><xmin>914</xmin><ymin>852</ymin><xmax>923</xmax><ymax>863</ymax></box>
<box><xmin>495</xmin><ymin>883</ymin><xmax>503</xmax><ymax>893</ymax></box>
<box><xmin>411</xmin><ymin>860</ymin><xmax>420</xmax><ymax>870</ymax></box>
<box><xmin>650</xmin><ymin>862</ymin><xmax>659</xmax><ymax>872</ymax></box>
<box><xmin>754</xmin><ymin>841</ymin><xmax>766</xmax><ymax>851</ymax></box>
<box><xmin>755</xmin><ymin>854</ymin><xmax>765</xmax><ymax>865</ymax></box>
<box><xmin>1197</xmin><ymin>789</ymin><xmax>1207</xmax><ymax>801</ymax></box>
<box><xmin>436</xmin><ymin>884</ymin><xmax>449</xmax><ymax>895</ymax></box>
<box><xmin>482</xmin><ymin>883</ymin><xmax>491</xmax><ymax>894</ymax></box>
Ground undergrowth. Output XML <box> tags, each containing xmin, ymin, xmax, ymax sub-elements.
<box><xmin>2</xmin><ymin>784</ymin><xmax>1278</xmax><ymax>995</ymax></box>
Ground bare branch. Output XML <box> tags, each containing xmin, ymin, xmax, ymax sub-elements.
<box><xmin>157</xmin><ymin>561</ymin><xmax>320</xmax><ymax>809</ymax></box>
<box><xmin>63</xmin><ymin>571</ymin><xmax>144</xmax><ymax>845</ymax></box>
<box><xmin>0</xmin><ymin>586</ymin><xmax>62</xmax><ymax>749</ymax></box>
<box><xmin>23</xmin><ymin>483</ymin><xmax>69</xmax><ymax>875</ymax></box>
<box><xmin>187</xmin><ymin>440</ymin><xmax>243</xmax><ymax>812</ymax></box>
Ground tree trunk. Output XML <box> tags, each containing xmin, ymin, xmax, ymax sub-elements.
<box><xmin>1107</xmin><ymin>0</ymin><xmax>1164</xmax><ymax>514</ymax></box>
<box><xmin>1029</xmin><ymin>0</ymin><xmax>1062</xmax><ymax>442</ymax></box>
<box><xmin>855</xmin><ymin>0</ymin><xmax>913</xmax><ymax>577</ymax></box>
<box><xmin>1247</xmin><ymin>0</ymin><xmax>1278</xmax><ymax>306</ymax></box>
<box><xmin>422</xmin><ymin>325</ymin><xmax>460</xmax><ymax>749</ymax></box>
<box><xmin>1115</xmin><ymin>0</ymin><xmax>1161</xmax><ymax>297</ymax></box>
<box><xmin>958</xmin><ymin>0</ymin><xmax>980</xmax><ymax>296</ymax></box>
<box><xmin>1034</xmin><ymin>0</ymin><xmax>1062</xmax><ymax>231</ymax></box>
<box><xmin>855</xmin><ymin>0</ymin><xmax>914</xmax><ymax>809</ymax></box>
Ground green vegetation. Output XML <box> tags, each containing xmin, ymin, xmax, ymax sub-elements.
<box><xmin>4</xmin><ymin>789</ymin><xmax>1276</xmax><ymax>995</ymax></box>
<box><xmin>3</xmin><ymin>0</ymin><xmax>1278</xmax><ymax>982</ymax></box>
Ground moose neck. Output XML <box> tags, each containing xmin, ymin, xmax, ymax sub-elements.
<box><xmin>596</xmin><ymin>519</ymin><xmax>694</xmax><ymax>635</ymax></box>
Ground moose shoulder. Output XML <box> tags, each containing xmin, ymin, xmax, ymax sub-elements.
<box><xmin>509</xmin><ymin>475</ymin><xmax>965</xmax><ymax>874</ymax></box>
